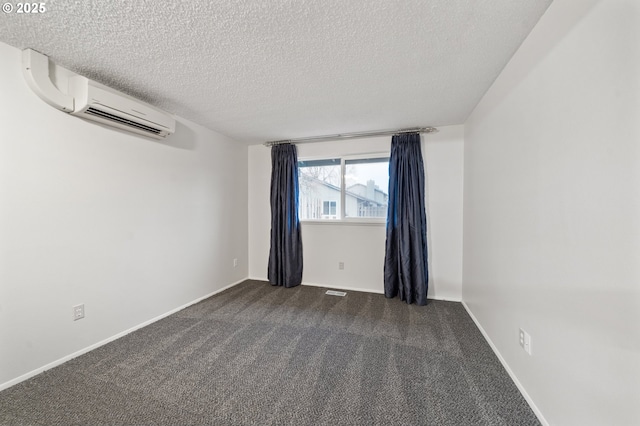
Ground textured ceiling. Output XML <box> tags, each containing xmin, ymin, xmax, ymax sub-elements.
<box><xmin>0</xmin><ymin>0</ymin><xmax>552</xmax><ymax>143</ymax></box>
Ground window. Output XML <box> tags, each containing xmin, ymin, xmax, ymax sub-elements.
<box><xmin>344</xmin><ymin>158</ymin><xmax>389</xmax><ymax>219</ymax></box>
<box><xmin>298</xmin><ymin>155</ymin><xmax>389</xmax><ymax>221</ymax></box>
<box><xmin>298</xmin><ymin>158</ymin><xmax>341</xmax><ymax>220</ymax></box>
<box><xmin>322</xmin><ymin>200</ymin><xmax>337</xmax><ymax>218</ymax></box>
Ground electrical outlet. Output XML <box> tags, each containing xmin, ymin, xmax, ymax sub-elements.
<box><xmin>233</xmin><ymin>258</ymin><xmax>238</xmax><ymax>268</ymax></box>
<box><xmin>73</xmin><ymin>304</ymin><xmax>85</xmax><ymax>321</ymax></box>
<box><xmin>338</xmin><ymin>262</ymin><xmax>344</xmax><ymax>270</ymax></box>
<box><xmin>519</xmin><ymin>328</ymin><xmax>532</xmax><ymax>355</ymax></box>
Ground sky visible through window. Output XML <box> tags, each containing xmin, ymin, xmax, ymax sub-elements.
<box><xmin>345</xmin><ymin>161</ymin><xmax>389</xmax><ymax>193</ymax></box>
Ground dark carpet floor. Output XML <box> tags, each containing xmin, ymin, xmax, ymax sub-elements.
<box><xmin>0</xmin><ymin>280</ymin><xmax>539</xmax><ymax>425</ymax></box>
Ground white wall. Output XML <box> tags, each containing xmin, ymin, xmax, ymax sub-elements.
<box><xmin>0</xmin><ymin>41</ymin><xmax>248</xmax><ymax>388</ymax></box>
<box><xmin>463</xmin><ymin>0</ymin><xmax>640</xmax><ymax>424</ymax></box>
<box><xmin>248</xmin><ymin>125</ymin><xmax>463</xmax><ymax>300</ymax></box>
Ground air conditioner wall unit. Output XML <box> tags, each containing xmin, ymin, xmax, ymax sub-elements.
<box><xmin>68</xmin><ymin>76</ymin><xmax>175</xmax><ymax>139</ymax></box>
<box><xmin>23</xmin><ymin>49</ymin><xmax>175</xmax><ymax>140</ymax></box>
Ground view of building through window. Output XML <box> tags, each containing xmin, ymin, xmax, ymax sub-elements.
<box><xmin>298</xmin><ymin>157</ymin><xmax>389</xmax><ymax>220</ymax></box>
<box><xmin>298</xmin><ymin>158</ymin><xmax>341</xmax><ymax>219</ymax></box>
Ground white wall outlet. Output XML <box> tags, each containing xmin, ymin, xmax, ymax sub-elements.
<box><xmin>73</xmin><ymin>304</ymin><xmax>85</xmax><ymax>321</ymax></box>
<box><xmin>233</xmin><ymin>258</ymin><xmax>238</xmax><ymax>268</ymax></box>
<box><xmin>338</xmin><ymin>261</ymin><xmax>344</xmax><ymax>270</ymax></box>
<box><xmin>519</xmin><ymin>328</ymin><xmax>532</xmax><ymax>355</ymax></box>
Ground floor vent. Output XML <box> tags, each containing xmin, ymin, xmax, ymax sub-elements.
<box><xmin>325</xmin><ymin>290</ymin><xmax>347</xmax><ymax>297</ymax></box>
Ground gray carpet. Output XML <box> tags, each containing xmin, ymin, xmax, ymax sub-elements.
<box><xmin>0</xmin><ymin>280</ymin><xmax>540</xmax><ymax>425</ymax></box>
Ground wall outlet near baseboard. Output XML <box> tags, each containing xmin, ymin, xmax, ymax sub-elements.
<box><xmin>519</xmin><ymin>328</ymin><xmax>532</xmax><ymax>355</ymax></box>
<box><xmin>233</xmin><ymin>258</ymin><xmax>238</xmax><ymax>268</ymax></box>
<box><xmin>338</xmin><ymin>261</ymin><xmax>344</xmax><ymax>270</ymax></box>
<box><xmin>73</xmin><ymin>304</ymin><xmax>85</xmax><ymax>321</ymax></box>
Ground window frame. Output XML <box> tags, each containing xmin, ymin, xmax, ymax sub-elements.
<box><xmin>298</xmin><ymin>152</ymin><xmax>390</xmax><ymax>225</ymax></box>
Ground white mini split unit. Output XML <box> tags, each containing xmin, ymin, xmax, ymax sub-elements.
<box><xmin>22</xmin><ymin>49</ymin><xmax>175</xmax><ymax>139</ymax></box>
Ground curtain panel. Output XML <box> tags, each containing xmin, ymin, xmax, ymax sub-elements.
<box><xmin>268</xmin><ymin>144</ymin><xmax>303</xmax><ymax>287</ymax></box>
<box><xmin>384</xmin><ymin>133</ymin><xmax>429</xmax><ymax>305</ymax></box>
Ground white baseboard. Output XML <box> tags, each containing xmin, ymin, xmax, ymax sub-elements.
<box><xmin>302</xmin><ymin>281</ymin><xmax>385</xmax><ymax>294</ymax></box>
<box><xmin>428</xmin><ymin>294</ymin><xmax>461</xmax><ymax>302</ymax></box>
<box><xmin>461</xmin><ymin>301</ymin><xmax>549</xmax><ymax>426</ymax></box>
<box><xmin>249</xmin><ymin>276</ymin><xmax>460</xmax><ymax>301</ymax></box>
<box><xmin>0</xmin><ymin>278</ymin><xmax>248</xmax><ymax>392</ymax></box>
<box><xmin>249</xmin><ymin>276</ymin><xmax>385</xmax><ymax>294</ymax></box>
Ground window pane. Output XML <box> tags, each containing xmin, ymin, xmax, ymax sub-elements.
<box><xmin>344</xmin><ymin>158</ymin><xmax>389</xmax><ymax>219</ymax></box>
<box><xmin>322</xmin><ymin>200</ymin><xmax>337</xmax><ymax>216</ymax></box>
<box><xmin>298</xmin><ymin>160</ymin><xmax>341</xmax><ymax>220</ymax></box>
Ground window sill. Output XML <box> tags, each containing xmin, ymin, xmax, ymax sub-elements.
<box><xmin>300</xmin><ymin>220</ymin><xmax>386</xmax><ymax>227</ymax></box>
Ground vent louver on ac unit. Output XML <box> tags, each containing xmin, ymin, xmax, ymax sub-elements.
<box><xmin>84</xmin><ymin>107</ymin><xmax>164</xmax><ymax>136</ymax></box>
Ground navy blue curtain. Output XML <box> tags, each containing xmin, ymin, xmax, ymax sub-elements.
<box><xmin>268</xmin><ymin>144</ymin><xmax>303</xmax><ymax>287</ymax></box>
<box><xmin>384</xmin><ymin>133</ymin><xmax>429</xmax><ymax>305</ymax></box>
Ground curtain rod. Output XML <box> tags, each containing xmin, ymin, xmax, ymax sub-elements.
<box><xmin>263</xmin><ymin>126</ymin><xmax>437</xmax><ymax>147</ymax></box>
